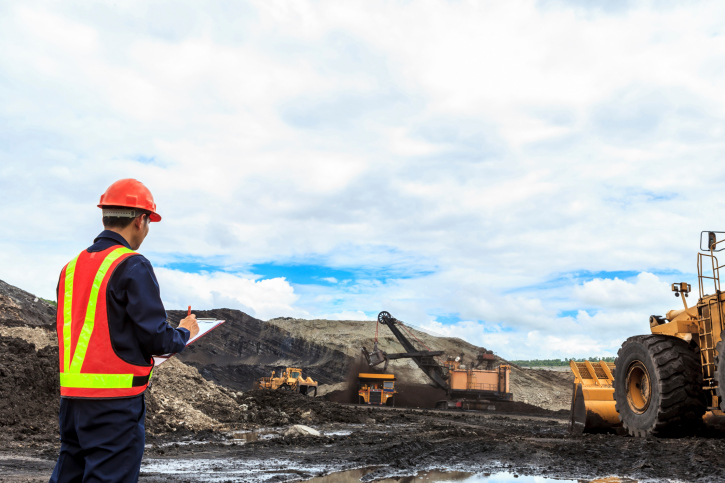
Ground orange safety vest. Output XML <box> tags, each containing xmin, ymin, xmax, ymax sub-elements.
<box><xmin>56</xmin><ymin>246</ymin><xmax>153</xmax><ymax>398</ymax></box>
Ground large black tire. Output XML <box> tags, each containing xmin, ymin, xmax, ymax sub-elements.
<box><xmin>614</xmin><ymin>335</ymin><xmax>705</xmax><ymax>437</ymax></box>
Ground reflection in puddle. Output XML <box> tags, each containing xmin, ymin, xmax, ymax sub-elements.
<box><xmin>229</xmin><ymin>429</ymin><xmax>279</xmax><ymax>443</ymax></box>
<box><xmin>306</xmin><ymin>468</ymin><xmax>638</xmax><ymax>483</ymax></box>
<box><xmin>142</xmin><ymin>458</ymin><xmax>637</xmax><ymax>483</ymax></box>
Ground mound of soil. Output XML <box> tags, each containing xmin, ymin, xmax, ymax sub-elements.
<box><xmin>146</xmin><ymin>358</ymin><xmax>248</xmax><ymax>435</ymax></box>
<box><xmin>0</xmin><ymin>336</ymin><xmax>60</xmax><ymax>445</ymax></box>
<box><xmin>0</xmin><ymin>279</ymin><xmax>57</xmax><ymax>328</ymax></box>
<box><xmin>239</xmin><ymin>389</ymin><xmax>370</xmax><ymax>427</ymax></box>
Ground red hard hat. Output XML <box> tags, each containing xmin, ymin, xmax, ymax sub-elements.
<box><xmin>98</xmin><ymin>179</ymin><xmax>162</xmax><ymax>222</ymax></box>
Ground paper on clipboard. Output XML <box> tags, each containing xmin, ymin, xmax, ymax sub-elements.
<box><xmin>153</xmin><ymin>318</ymin><xmax>225</xmax><ymax>366</ymax></box>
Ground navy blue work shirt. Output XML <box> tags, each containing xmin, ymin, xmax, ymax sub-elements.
<box><xmin>58</xmin><ymin>230</ymin><xmax>189</xmax><ymax>370</ymax></box>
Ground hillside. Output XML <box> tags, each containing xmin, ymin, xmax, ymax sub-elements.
<box><xmin>266</xmin><ymin>317</ymin><xmax>572</xmax><ymax>410</ymax></box>
<box><xmin>0</xmin><ymin>278</ymin><xmax>572</xmax><ymax>412</ymax></box>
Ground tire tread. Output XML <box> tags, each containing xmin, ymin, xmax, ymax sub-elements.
<box><xmin>614</xmin><ymin>334</ymin><xmax>705</xmax><ymax>437</ymax></box>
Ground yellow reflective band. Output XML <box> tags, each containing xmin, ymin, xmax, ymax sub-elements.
<box><xmin>68</xmin><ymin>247</ymin><xmax>135</xmax><ymax>373</ymax></box>
<box><xmin>60</xmin><ymin>372</ymin><xmax>134</xmax><ymax>389</ymax></box>
<box><xmin>63</xmin><ymin>256</ymin><xmax>79</xmax><ymax>373</ymax></box>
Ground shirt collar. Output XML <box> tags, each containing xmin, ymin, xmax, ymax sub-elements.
<box><xmin>94</xmin><ymin>230</ymin><xmax>133</xmax><ymax>250</ymax></box>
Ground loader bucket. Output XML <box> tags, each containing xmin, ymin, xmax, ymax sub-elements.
<box><xmin>568</xmin><ymin>360</ymin><xmax>621</xmax><ymax>434</ymax></box>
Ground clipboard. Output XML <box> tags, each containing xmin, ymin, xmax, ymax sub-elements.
<box><xmin>153</xmin><ymin>318</ymin><xmax>225</xmax><ymax>366</ymax></box>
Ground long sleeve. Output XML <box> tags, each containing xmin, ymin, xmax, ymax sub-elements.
<box><xmin>112</xmin><ymin>257</ymin><xmax>189</xmax><ymax>358</ymax></box>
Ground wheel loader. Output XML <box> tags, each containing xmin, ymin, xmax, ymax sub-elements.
<box><xmin>571</xmin><ymin>231</ymin><xmax>725</xmax><ymax>437</ymax></box>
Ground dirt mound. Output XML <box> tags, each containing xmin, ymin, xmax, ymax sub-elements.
<box><xmin>0</xmin><ymin>279</ymin><xmax>56</xmax><ymax>328</ymax></box>
<box><xmin>239</xmin><ymin>389</ymin><xmax>369</xmax><ymax>426</ymax></box>
<box><xmin>0</xmin><ymin>336</ymin><xmax>60</xmax><ymax>445</ymax></box>
<box><xmin>0</xmin><ymin>326</ymin><xmax>56</xmax><ymax>349</ymax></box>
<box><xmin>146</xmin><ymin>358</ymin><xmax>247</xmax><ymax>435</ymax></box>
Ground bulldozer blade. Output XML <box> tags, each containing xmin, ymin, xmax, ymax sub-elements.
<box><xmin>569</xmin><ymin>382</ymin><xmax>621</xmax><ymax>433</ymax></box>
<box><xmin>298</xmin><ymin>384</ymin><xmax>317</xmax><ymax>397</ymax></box>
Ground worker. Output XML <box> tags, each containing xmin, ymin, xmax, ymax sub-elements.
<box><xmin>50</xmin><ymin>179</ymin><xmax>200</xmax><ymax>483</ymax></box>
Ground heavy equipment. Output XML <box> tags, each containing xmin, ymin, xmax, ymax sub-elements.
<box><xmin>362</xmin><ymin>311</ymin><xmax>512</xmax><ymax>409</ymax></box>
<box><xmin>358</xmin><ymin>373</ymin><xmax>397</xmax><ymax>406</ymax></box>
<box><xmin>255</xmin><ymin>367</ymin><xmax>318</xmax><ymax>396</ymax></box>
<box><xmin>570</xmin><ymin>231</ymin><xmax>725</xmax><ymax>437</ymax></box>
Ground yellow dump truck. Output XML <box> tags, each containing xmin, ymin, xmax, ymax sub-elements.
<box><xmin>255</xmin><ymin>367</ymin><xmax>318</xmax><ymax>396</ymax></box>
<box><xmin>571</xmin><ymin>231</ymin><xmax>725</xmax><ymax>437</ymax></box>
<box><xmin>358</xmin><ymin>373</ymin><xmax>396</xmax><ymax>406</ymax></box>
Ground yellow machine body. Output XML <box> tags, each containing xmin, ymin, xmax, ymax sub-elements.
<box><xmin>255</xmin><ymin>367</ymin><xmax>318</xmax><ymax>396</ymax></box>
<box><xmin>570</xmin><ymin>234</ymin><xmax>725</xmax><ymax>433</ymax></box>
<box><xmin>358</xmin><ymin>373</ymin><xmax>396</xmax><ymax>405</ymax></box>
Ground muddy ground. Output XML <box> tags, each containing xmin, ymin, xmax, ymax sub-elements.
<box><xmin>4</xmin><ymin>394</ymin><xmax>725</xmax><ymax>482</ymax></box>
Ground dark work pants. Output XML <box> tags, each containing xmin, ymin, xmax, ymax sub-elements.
<box><xmin>49</xmin><ymin>395</ymin><xmax>146</xmax><ymax>483</ymax></box>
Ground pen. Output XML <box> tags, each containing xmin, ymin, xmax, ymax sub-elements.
<box><xmin>188</xmin><ymin>305</ymin><xmax>191</xmax><ymax>317</ymax></box>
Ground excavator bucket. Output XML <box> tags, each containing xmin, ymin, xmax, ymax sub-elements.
<box><xmin>569</xmin><ymin>360</ymin><xmax>622</xmax><ymax>433</ymax></box>
<box><xmin>361</xmin><ymin>343</ymin><xmax>389</xmax><ymax>370</ymax></box>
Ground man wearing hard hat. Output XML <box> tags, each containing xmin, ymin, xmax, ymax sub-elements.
<box><xmin>50</xmin><ymin>179</ymin><xmax>199</xmax><ymax>483</ymax></box>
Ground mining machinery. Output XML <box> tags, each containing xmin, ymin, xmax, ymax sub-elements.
<box><xmin>362</xmin><ymin>311</ymin><xmax>512</xmax><ymax>408</ymax></box>
<box><xmin>255</xmin><ymin>367</ymin><xmax>318</xmax><ymax>396</ymax></box>
<box><xmin>358</xmin><ymin>373</ymin><xmax>397</xmax><ymax>406</ymax></box>
<box><xmin>571</xmin><ymin>231</ymin><xmax>725</xmax><ymax>437</ymax></box>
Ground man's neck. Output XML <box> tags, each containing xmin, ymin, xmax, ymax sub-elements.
<box><xmin>105</xmin><ymin>227</ymin><xmax>135</xmax><ymax>249</ymax></box>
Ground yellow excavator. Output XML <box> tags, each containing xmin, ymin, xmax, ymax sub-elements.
<box><xmin>571</xmin><ymin>231</ymin><xmax>725</xmax><ymax>437</ymax></box>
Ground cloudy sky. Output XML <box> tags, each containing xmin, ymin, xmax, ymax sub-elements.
<box><xmin>3</xmin><ymin>0</ymin><xmax>725</xmax><ymax>360</ymax></box>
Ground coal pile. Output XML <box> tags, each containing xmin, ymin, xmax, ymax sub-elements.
<box><xmin>0</xmin><ymin>336</ymin><xmax>60</xmax><ymax>445</ymax></box>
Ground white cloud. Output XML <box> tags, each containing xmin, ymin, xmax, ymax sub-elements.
<box><xmin>1</xmin><ymin>1</ymin><xmax>724</xmax><ymax>359</ymax></box>
<box><xmin>574</xmin><ymin>272</ymin><xmax>674</xmax><ymax>310</ymax></box>
<box><xmin>155</xmin><ymin>269</ymin><xmax>306</xmax><ymax>321</ymax></box>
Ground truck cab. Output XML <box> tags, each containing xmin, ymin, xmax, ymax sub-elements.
<box><xmin>358</xmin><ymin>373</ymin><xmax>396</xmax><ymax>406</ymax></box>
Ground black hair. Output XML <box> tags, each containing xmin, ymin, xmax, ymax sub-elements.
<box><xmin>102</xmin><ymin>206</ymin><xmax>151</xmax><ymax>229</ymax></box>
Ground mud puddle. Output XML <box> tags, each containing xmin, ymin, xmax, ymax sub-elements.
<box><xmin>140</xmin><ymin>459</ymin><xmax>638</xmax><ymax>483</ymax></box>
<box><xmin>303</xmin><ymin>468</ymin><xmax>637</xmax><ymax>483</ymax></box>
<box><xmin>140</xmin><ymin>457</ymin><xmax>329</xmax><ymax>482</ymax></box>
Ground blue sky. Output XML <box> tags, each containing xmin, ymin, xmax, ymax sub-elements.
<box><xmin>2</xmin><ymin>0</ymin><xmax>725</xmax><ymax>359</ymax></box>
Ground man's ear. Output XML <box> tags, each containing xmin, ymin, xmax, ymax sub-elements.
<box><xmin>134</xmin><ymin>215</ymin><xmax>145</xmax><ymax>230</ymax></box>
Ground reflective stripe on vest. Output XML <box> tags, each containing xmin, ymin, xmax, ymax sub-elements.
<box><xmin>59</xmin><ymin>246</ymin><xmax>152</xmax><ymax>392</ymax></box>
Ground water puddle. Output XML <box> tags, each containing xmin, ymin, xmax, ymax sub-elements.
<box><xmin>228</xmin><ymin>429</ymin><xmax>280</xmax><ymax>443</ymax></box>
<box><xmin>141</xmin><ymin>458</ymin><xmax>638</xmax><ymax>483</ymax></box>
<box><xmin>306</xmin><ymin>469</ymin><xmax>637</xmax><ymax>482</ymax></box>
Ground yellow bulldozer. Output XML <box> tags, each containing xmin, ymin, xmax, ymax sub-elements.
<box><xmin>255</xmin><ymin>367</ymin><xmax>318</xmax><ymax>396</ymax></box>
<box><xmin>571</xmin><ymin>231</ymin><xmax>725</xmax><ymax>437</ymax></box>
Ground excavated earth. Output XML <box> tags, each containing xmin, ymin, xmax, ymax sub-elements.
<box><xmin>4</xmin><ymin>278</ymin><xmax>725</xmax><ymax>482</ymax></box>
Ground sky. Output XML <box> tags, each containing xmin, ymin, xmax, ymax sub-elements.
<box><xmin>2</xmin><ymin>0</ymin><xmax>725</xmax><ymax>360</ymax></box>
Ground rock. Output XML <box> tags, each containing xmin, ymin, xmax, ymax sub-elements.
<box><xmin>284</xmin><ymin>424</ymin><xmax>321</xmax><ymax>437</ymax></box>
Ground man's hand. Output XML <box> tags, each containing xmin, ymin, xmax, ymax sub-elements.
<box><xmin>179</xmin><ymin>314</ymin><xmax>200</xmax><ymax>339</ymax></box>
